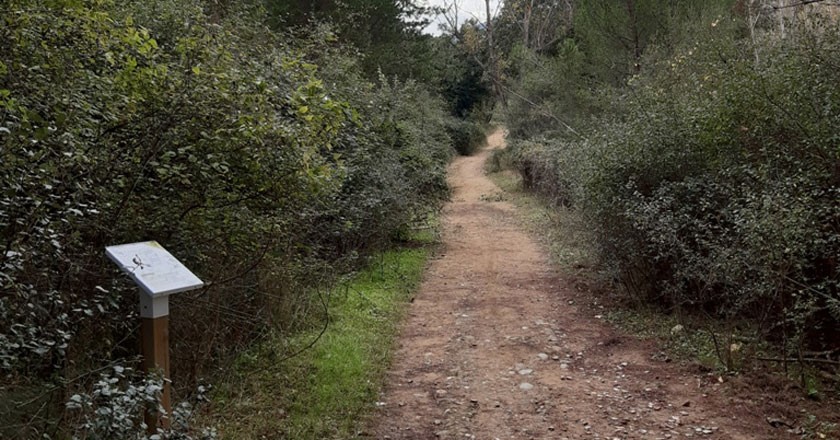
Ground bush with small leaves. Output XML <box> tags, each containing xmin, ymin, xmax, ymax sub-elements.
<box><xmin>505</xmin><ymin>12</ymin><xmax>840</xmax><ymax>356</ymax></box>
<box><xmin>1</xmin><ymin>0</ymin><xmax>457</xmax><ymax>437</ymax></box>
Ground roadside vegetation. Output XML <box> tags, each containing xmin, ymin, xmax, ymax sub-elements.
<box><xmin>1</xmin><ymin>0</ymin><xmax>491</xmax><ymax>438</ymax></box>
<box><xmin>6</xmin><ymin>0</ymin><xmax>839</xmax><ymax>437</ymax></box>
<box><xmin>490</xmin><ymin>149</ymin><xmax>839</xmax><ymax>437</ymax></box>
<box><xmin>486</xmin><ymin>0</ymin><xmax>839</xmax><ymax>399</ymax></box>
<box><xmin>206</xmin><ymin>245</ymin><xmax>432</xmax><ymax>439</ymax></box>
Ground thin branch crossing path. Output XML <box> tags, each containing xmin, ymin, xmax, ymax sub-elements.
<box><xmin>371</xmin><ymin>129</ymin><xmax>809</xmax><ymax>439</ymax></box>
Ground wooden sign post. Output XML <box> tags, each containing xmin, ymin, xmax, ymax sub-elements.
<box><xmin>105</xmin><ymin>241</ymin><xmax>204</xmax><ymax>433</ymax></box>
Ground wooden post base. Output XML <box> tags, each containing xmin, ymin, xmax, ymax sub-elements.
<box><xmin>141</xmin><ymin>316</ymin><xmax>171</xmax><ymax>432</ymax></box>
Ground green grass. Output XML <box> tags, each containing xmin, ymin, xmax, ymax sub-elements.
<box><xmin>204</xmin><ymin>245</ymin><xmax>432</xmax><ymax>439</ymax></box>
<box><xmin>603</xmin><ymin>307</ymin><xmax>753</xmax><ymax>372</ymax></box>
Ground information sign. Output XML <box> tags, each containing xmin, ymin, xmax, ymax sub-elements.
<box><xmin>105</xmin><ymin>241</ymin><xmax>203</xmax><ymax>297</ymax></box>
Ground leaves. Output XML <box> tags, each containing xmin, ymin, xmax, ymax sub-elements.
<box><xmin>1</xmin><ymin>0</ymin><xmax>456</xmax><ymax>437</ymax></box>
<box><xmin>505</xmin><ymin>3</ymin><xmax>840</xmax><ymax>354</ymax></box>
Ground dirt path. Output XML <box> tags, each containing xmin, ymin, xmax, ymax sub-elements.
<box><xmin>371</xmin><ymin>130</ymin><xmax>809</xmax><ymax>439</ymax></box>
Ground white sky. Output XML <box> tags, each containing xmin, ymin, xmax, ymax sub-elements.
<box><xmin>421</xmin><ymin>0</ymin><xmax>503</xmax><ymax>35</ymax></box>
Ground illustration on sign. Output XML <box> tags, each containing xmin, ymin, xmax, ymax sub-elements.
<box><xmin>105</xmin><ymin>241</ymin><xmax>204</xmax><ymax>297</ymax></box>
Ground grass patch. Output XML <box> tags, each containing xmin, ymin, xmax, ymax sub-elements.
<box><xmin>203</xmin><ymin>243</ymin><xmax>433</xmax><ymax>439</ymax></box>
<box><xmin>604</xmin><ymin>308</ymin><xmax>764</xmax><ymax>372</ymax></box>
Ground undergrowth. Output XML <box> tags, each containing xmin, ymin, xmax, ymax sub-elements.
<box><xmin>487</xmin><ymin>160</ymin><xmax>840</xmax><ymax>404</ymax></box>
<box><xmin>504</xmin><ymin>14</ymin><xmax>840</xmax><ymax>364</ymax></box>
<box><xmin>0</xmin><ymin>1</ymin><xmax>459</xmax><ymax>436</ymax></box>
<box><xmin>202</xmin><ymin>240</ymin><xmax>433</xmax><ymax>439</ymax></box>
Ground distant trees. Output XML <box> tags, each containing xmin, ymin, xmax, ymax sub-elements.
<box><xmin>436</xmin><ymin>0</ymin><xmax>502</xmax><ymax>114</ymax></box>
<box><xmin>265</xmin><ymin>0</ymin><xmax>494</xmax><ymax>152</ymax></box>
<box><xmin>265</xmin><ymin>0</ymin><xmax>437</xmax><ymax>80</ymax></box>
<box><xmin>546</xmin><ymin>0</ymin><xmax>731</xmax><ymax>82</ymax></box>
<box><xmin>496</xmin><ymin>0</ymin><xmax>573</xmax><ymax>53</ymax></box>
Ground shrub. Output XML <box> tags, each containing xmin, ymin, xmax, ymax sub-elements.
<box><xmin>0</xmin><ymin>1</ymin><xmax>455</xmax><ymax>436</ymax></box>
<box><xmin>506</xmin><ymin>16</ymin><xmax>840</xmax><ymax>354</ymax></box>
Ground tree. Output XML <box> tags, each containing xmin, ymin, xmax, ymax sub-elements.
<box><xmin>497</xmin><ymin>0</ymin><xmax>574</xmax><ymax>53</ymax></box>
<box><xmin>572</xmin><ymin>0</ymin><xmax>732</xmax><ymax>83</ymax></box>
<box><xmin>265</xmin><ymin>0</ymin><xmax>437</xmax><ymax>80</ymax></box>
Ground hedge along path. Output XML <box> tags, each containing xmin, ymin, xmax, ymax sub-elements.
<box><xmin>371</xmin><ymin>129</ymin><xmax>796</xmax><ymax>439</ymax></box>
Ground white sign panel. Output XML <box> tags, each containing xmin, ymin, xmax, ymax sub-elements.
<box><xmin>105</xmin><ymin>241</ymin><xmax>204</xmax><ymax>298</ymax></box>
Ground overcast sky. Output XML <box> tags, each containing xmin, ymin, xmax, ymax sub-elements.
<box><xmin>421</xmin><ymin>0</ymin><xmax>503</xmax><ymax>35</ymax></box>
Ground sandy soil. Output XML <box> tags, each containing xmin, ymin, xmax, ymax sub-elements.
<box><xmin>370</xmin><ymin>129</ymin><xmax>833</xmax><ymax>440</ymax></box>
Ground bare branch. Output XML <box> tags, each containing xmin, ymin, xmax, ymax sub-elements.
<box><xmin>441</xmin><ymin>0</ymin><xmax>462</xmax><ymax>36</ymax></box>
<box><xmin>773</xmin><ymin>0</ymin><xmax>840</xmax><ymax>9</ymax></box>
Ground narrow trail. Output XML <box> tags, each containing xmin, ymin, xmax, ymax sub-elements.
<box><xmin>371</xmin><ymin>130</ymin><xmax>800</xmax><ymax>439</ymax></box>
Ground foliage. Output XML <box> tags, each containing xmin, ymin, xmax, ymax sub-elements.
<box><xmin>503</xmin><ymin>2</ymin><xmax>840</xmax><ymax>357</ymax></box>
<box><xmin>0</xmin><ymin>0</ymin><xmax>455</xmax><ymax>437</ymax></box>
<box><xmin>446</xmin><ymin>116</ymin><xmax>488</xmax><ymax>156</ymax></box>
<box><xmin>65</xmin><ymin>365</ymin><xmax>215</xmax><ymax>440</ymax></box>
<box><xmin>572</xmin><ymin>0</ymin><xmax>716</xmax><ymax>83</ymax></box>
<box><xmin>434</xmin><ymin>37</ymin><xmax>493</xmax><ymax>120</ymax></box>
<box><xmin>503</xmin><ymin>40</ymin><xmax>605</xmax><ymax>139</ymax></box>
<box><xmin>494</xmin><ymin>0</ymin><xmax>573</xmax><ymax>55</ymax></box>
<box><xmin>430</xmin><ymin>35</ymin><xmax>493</xmax><ymax>156</ymax></box>
<box><xmin>265</xmin><ymin>0</ymin><xmax>438</xmax><ymax>81</ymax></box>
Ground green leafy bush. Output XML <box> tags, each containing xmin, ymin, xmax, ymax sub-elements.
<box><xmin>0</xmin><ymin>0</ymin><xmax>455</xmax><ymax>436</ymax></box>
<box><xmin>506</xmin><ymin>14</ymin><xmax>840</xmax><ymax>355</ymax></box>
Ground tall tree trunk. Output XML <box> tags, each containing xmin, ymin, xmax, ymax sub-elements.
<box><xmin>747</xmin><ymin>0</ymin><xmax>761</xmax><ymax>66</ymax></box>
<box><xmin>485</xmin><ymin>0</ymin><xmax>507</xmax><ymax>107</ymax></box>
<box><xmin>625</xmin><ymin>0</ymin><xmax>642</xmax><ymax>73</ymax></box>
<box><xmin>778</xmin><ymin>0</ymin><xmax>787</xmax><ymax>38</ymax></box>
<box><xmin>523</xmin><ymin>0</ymin><xmax>534</xmax><ymax>48</ymax></box>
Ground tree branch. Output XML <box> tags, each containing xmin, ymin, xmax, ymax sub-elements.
<box><xmin>757</xmin><ymin>356</ymin><xmax>840</xmax><ymax>365</ymax></box>
<box><xmin>773</xmin><ymin>0</ymin><xmax>840</xmax><ymax>10</ymax></box>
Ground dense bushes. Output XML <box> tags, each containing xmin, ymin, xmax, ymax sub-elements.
<box><xmin>0</xmin><ymin>0</ymin><xmax>455</xmax><ymax>437</ymax></box>
<box><xmin>506</xmin><ymin>9</ymin><xmax>839</xmax><ymax>355</ymax></box>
